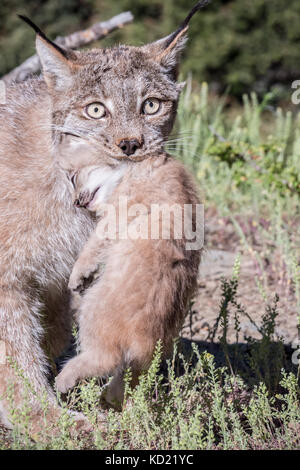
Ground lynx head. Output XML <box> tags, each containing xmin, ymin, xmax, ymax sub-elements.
<box><xmin>20</xmin><ymin>1</ymin><xmax>209</xmax><ymax>166</ymax></box>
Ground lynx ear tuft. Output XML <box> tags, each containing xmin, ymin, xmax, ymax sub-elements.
<box><xmin>143</xmin><ymin>0</ymin><xmax>210</xmax><ymax>77</ymax></box>
<box><xmin>19</xmin><ymin>15</ymin><xmax>77</xmax><ymax>91</ymax></box>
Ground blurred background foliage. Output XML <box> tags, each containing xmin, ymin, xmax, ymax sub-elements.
<box><xmin>1</xmin><ymin>0</ymin><xmax>300</xmax><ymax>100</ymax></box>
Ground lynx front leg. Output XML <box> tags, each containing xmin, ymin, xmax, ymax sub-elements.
<box><xmin>42</xmin><ymin>286</ymin><xmax>73</xmax><ymax>361</ymax></box>
<box><xmin>0</xmin><ymin>288</ymin><xmax>57</xmax><ymax>429</ymax></box>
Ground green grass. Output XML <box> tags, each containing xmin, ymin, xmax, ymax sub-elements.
<box><xmin>1</xmin><ymin>83</ymin><xmax>299</xmax><ymax>450</ymax></box>
<box><xmin>172</xmin><ymin>81</ymin><xmax>300</xmax><ymax>208</ymax></box>
<box><xmin>2</xmin><ymin>292</ymin><xmax>300</xmax><ymax>450</ymax></box>
<box><xmin>171</xmin><ymin>80</ymin><xmax>300</xmax><ymax>321</ymax></box>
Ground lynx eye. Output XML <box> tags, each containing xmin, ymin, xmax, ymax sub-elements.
<box><xmin>85</xmin><ymin>102</ymin><xmax>106</xmax><ymax>119</ymax></box>
<box><xmin>142</xmin><ymin>98</ymin><xmax>161</xmax><ymax>115</ymax></box>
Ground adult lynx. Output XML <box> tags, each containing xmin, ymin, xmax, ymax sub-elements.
<box><xmin>0</xmin><ymin>1</ymin><xmax>208</xmax><ymax>428</ymax></box>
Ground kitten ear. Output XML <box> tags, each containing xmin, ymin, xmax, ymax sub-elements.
<box><xmin>143</xmin><ymin>1</ymin><xmax>210</xmax><ymax>77</ymax></box>
<box><xmin>19</xmin><ymin>15</ymin><xmax>78</xmax><ymax>91</ymax></box>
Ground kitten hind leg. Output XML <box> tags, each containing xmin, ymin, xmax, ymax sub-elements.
<box><xmin>101</xmin><ymin>370</ymin><xmax>125</xmax><ymax>410</ymax></box>
<box><xmin>101</xmin><ymin>369</ymin><xmax>142</xmax><ymax>410</ymax></box>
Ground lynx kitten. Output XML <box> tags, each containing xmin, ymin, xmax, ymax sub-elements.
<box><xmin>56</xmin><ymin>150</ymin><xmax>201</xmax><ymax>407</ymax></box>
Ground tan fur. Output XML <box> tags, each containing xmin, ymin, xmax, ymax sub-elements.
<box><xmin>55</xmin><ymin>153</ymin><xmax>201</xmax><ymax>407</ymax></box>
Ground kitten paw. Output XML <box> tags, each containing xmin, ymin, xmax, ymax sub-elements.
<box><xmin>68</xmin><ymin>264</ymin><xmax>100</xmax><ymax>293</ymax></box>
<box><xmin>55</xmin><ymin>368</ymin><xmax>77</xmax><ymax>394</ymax></box>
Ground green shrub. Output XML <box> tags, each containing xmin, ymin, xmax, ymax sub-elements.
<box><xmin>2</xmin><ymin>268</ymin><xmax>299</xmax><ymax>450</ymax></box>
<box><xmin>2</xmin><ymin>0</ymin><xmax>300</xmax><ymax>98</ymax></box>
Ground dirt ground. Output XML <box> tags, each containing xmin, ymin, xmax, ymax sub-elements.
<box><xmin>182</xmin><ymin>211</ymin><xmax>299</xmax><ymax>345</ymax></box>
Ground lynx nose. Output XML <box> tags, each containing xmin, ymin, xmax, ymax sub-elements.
<box><xmin>118</xmin><ymin>139</ymin><xmax>142</xmax><ymax>156</ymax></box>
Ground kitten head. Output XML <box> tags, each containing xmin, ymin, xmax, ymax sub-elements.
<box><xmin>21</xmin><ymin>1</ymin><xmax>209</xmax><ymax>165</ymax></box>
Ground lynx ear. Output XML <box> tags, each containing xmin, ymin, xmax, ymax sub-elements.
<box><xmin>143</xmin><ymin>0</ymin><xmax>210</xmax><ymax>77</ymax></box>
<box><xmin>143</xmin><ymin>27</ymin><xmax>188</xmax><ymax>75</ymax></box>
<box><xmin>19</xmin><ymin>15</ymin><xmax>78</xmax><ymax>91</ymax></box>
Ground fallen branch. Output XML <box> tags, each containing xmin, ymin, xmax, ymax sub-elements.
<box><xmin>2</xmin><ymin>11</ymin><xmax>134</xmax><ymax>84</ymax></box>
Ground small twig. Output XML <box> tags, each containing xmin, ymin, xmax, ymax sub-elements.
<box><xmin>2</xmin><ymin>11</ymin><xmax>134</xmax><ymax>84</ymax></box>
